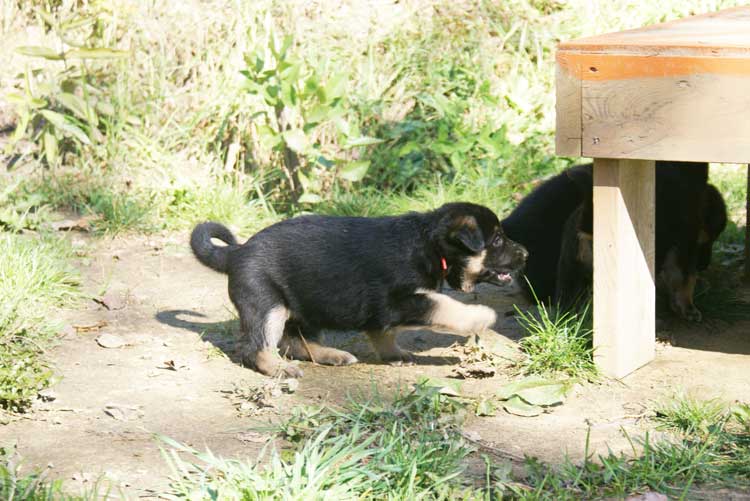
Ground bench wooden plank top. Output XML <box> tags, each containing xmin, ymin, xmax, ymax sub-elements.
<box><xmin>559</xmin><ymin>7</ymin><xmax>750</xmax><ymax>56</ymax></box>
<box><xmin>556</xmin><ymin>6</ymin><xmax>750</xmax><ymax>163</ymax></box>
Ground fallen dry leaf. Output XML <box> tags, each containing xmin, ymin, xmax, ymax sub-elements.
<box><xmin>158</xmin><ymin>360</ymin><xmax>187</xmax><ymax>371</ymax></box>
<box><xmin>103</xmin><ymin>404</ymin><xmax>144</xmax><ymax>421</ymax></box>
<box><xmin>236</xmin><ymin>431</ymin><xmax>271</xmax><ymax>444</ymax></box>
<box><xmin>625</xmin><ymin>493</ymin><xmax>668</xmax><ymax>501</ymax></box>
<box><xmin>74</xmin><ymin>321</ymin><xmax>108</xmax><ymax>333</ymax></box>
<box><xmin>51</xmin><ymin>215</ymin><xmax>97</xmax><ymax>232</ymax></box>
<box><xmin>93</xmin><ymin>291</ymin><xmax>128</xmax><ymax>311</ymax></box>
<box><xmin>96</xmin><ymin>333</ymin><xmax>125</xmax><ymax>349</ymax></box>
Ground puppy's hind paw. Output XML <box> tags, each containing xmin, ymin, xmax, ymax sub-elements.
<box><xmin>279</xmin><ymin>363</ymin><xmax>304</xmax><ymax>378</ymax></box>
<box><xmin>316</xmin><ymin>348</ymin><xmax>359</xmax><ymax>367</ymax></box>
<box><xmin>682</xmin><ymin>305</ymin><xmax>702</xmax><ymax>323</ymax></box>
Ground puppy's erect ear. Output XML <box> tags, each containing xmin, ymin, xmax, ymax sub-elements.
<box><xmin>450</xmin><ymin>216</ymin><xmax>485</xmax><ymax>252</ymax></box>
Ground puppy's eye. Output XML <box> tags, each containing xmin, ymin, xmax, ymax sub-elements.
<box><xmin>492</xmin><ymin>235</ymin><xmax>503</xmax><ymax>247</ymax></box>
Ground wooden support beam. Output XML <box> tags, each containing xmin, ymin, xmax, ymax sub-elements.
<box><xmin>593</xmin><ymin>159</ymin><xmax>655</xmax><ymax>378</ymax></box>
<box><xmin>745</xmin><ymin>164</ymin><xmax>750</xmax><ymax>282</ymax></box>
<box><xmin>555</xmin><ymin>54</ymin><xmax>581</xmax><ymax>157</ymax></box>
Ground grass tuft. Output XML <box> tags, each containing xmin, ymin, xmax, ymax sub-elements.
<box><xmin>0</xmin><ymin>233</ymin><xmax>81</xmax><ymax>411</ymax></box>
<box><xmin>514</xmin><ymin>298</ymin><xmax>597</xmax><ymax>381</ymax></box>
<box><xmin>653</xmin><ymin>393</ymin><xmax>729</xmax><ymax>436</ymax></box>
<box><xmin>1</xmin><ymin>444</ymin><xmax>109</xmax><ymax>500</ymax></box>
<box><xmin>164</xmin><ymin>382</ymin><xmax>486</xmax><ymax>499</ymax></box>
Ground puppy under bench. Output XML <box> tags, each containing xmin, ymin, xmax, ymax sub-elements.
<box><xmin>555</xmin><ymin>7</ymin><xmax>750</xmax><ymax>378</ymax></box>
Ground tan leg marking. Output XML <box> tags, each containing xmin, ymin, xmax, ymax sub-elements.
<box><xmin>279</xmin><ymin>335</ymin><xmax>358</xmax><ymax>366</ymax></box>
<box><xmin>416</xmin><ymin>289</ymin><xmax>497</xmax><ymax>333</ymax></box>
<box><xmin>366</xmin><ymin>330</ymin><xmax>414</xmax><ymax>365</ymax></box>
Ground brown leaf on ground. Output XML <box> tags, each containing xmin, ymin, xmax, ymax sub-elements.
<box><xmin>74</xmin><ymin>321</ymin><xmax>108</xmax><ymax>333</ymax></box>
<box><xmin>93</xmin><ymin>291</ymin><xmax>129</xmax><ymax>311</ymax></box>
<box><xmin>624</xmin><ymin>493</ymin><xmax>668</xmax><ymax>501</ymax></box>
<box><xmin>50</xmin><ymin>215</ymin><xmax>98</xmax><ymax>232</ymax></box>
<box><xmin>96</xmin><ymin>333</ymin><xmax>126</xmax><ymax>349</ymax></box>
<box><xmin>103</xmin><ymin>404</ymin><xmax>144</xmax><ymax>421</ymax></box>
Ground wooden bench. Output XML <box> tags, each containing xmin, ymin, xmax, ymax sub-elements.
<box><xmin>555</xmin><ymin>7</ymin><xmax>750</xmax><ymax>378</ymax></box>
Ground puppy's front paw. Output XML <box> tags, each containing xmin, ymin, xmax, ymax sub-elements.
<box><xmin>465</xmin><ymin>304</ymin><xmax>497</xmax><ymax>333</ymax></box>
<box><xmin>249</xmin><ymin>349</ymin><xmax>304</xmax><ymax>378</ymax></box>
<box><xmin>670</xmin><ymin>298</ymin><xmax>702</xmax><ymax>323</ymax></box>
<box><xmin>382</xmin><ymin>347</ymin><xmax>416</xmax><ymax>366</ymax></box>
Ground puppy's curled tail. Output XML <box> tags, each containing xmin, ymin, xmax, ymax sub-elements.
<box><xmin>190</xmin><ymin>222</ymin><xmax>239</xmax><ymax>274</ymax></box>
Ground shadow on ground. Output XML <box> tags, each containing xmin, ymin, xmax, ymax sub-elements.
<box><xmin>155</xmin><ymin>309</ymin><xmax>465</xmax><ymax>366</ymax></box>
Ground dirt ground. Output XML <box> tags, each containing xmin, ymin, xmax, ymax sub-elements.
<box><xmin>2</xmin><ymin>232</ymin><xmax>750</xmax><ymax>498</ymax></box>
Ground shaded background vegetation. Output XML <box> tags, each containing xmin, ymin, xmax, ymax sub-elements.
<box><xmin>2</xmin><ymin>0</ymin><xmax>744</xmax><ymax>234</ymax></box>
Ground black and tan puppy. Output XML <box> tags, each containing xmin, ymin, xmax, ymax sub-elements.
<box><xmin>500</xmin><ymin>164</ymin><xmax>592</xmax><ymax>302</ymax></box>
<box><xmin>503</xmin><ymin>162</ymin><xmax>727</xmax><ymax>321</ymax></box>
<box><xmin>190</xmin><ymin>203</ymin><xmax>527</xmax><ymax>377</ymax></box>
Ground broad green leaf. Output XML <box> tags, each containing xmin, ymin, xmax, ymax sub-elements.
<box><xmin>280</xmin><ymin>62</ymin><xmax>301</xmax><ymax>83</ymax></box>
<box><xmin>416</xmin><ymin>376</ymin><xmax>462</xmax><ymax>397</ymax></box>
<box><xmin>334</xmin><ymin>117</ymin><xmax>351</xmax><ymax>137</ymax></box>
<box><xmin>43</xmin><ymin>131</ymin><xmax>58</xmax><ymax>165</ymax></box>
<box><xmin>262</xmin><ymin>84</ymin><xmax>280</xmax><ymax>105</ymax></box>
<box><xmin>430</xmin><ymin>141</ymin><xmax>457</xmax><ymax>155</ymax></box>
<box><xmin>306</xmin><ymin>104</ymin><xmax>333</xmax><ymax>124</ymax></box>
<box><xmin>95</xmin><ymin>101</ymin><xmax>115</xmax><ymax>117</ymax></box>
<box><xmin>497</xmin><ymin>376</ymin><xmax>550</xmax><ymax>400</ymax></box>
<box><xmin>398</xmin><ymin>141</ymin><xmax>421</xmax><ymax>157</ymax></box>
<box><xmin>475</xmin><ymin>397</ymin><xmax>497</xmax><ymax>417</ymax></box>
<box><xmin>40</xmin><ymin>110</ymin><xmax>91</xmax><ymax>145</ymax></box>
<box><xmin>37</xmin><ymin>9</ymin><xmax>57</xmax><ymax>29</ymax></box>
<box><xmin>315</xmin><ymin>156</ymin><xmax>335</xmax><ymax>169</ymax></box>
<box><xmin>256</xmin><ymin>124</ymin><xmax>281</xmax><ymax>149</ymax></box>
<box><xmin>516</xmin><ymin>383</ymin><xmax>567</xmax><ymax>407</ymax></box>
<box><xmin>270</xmin><ymin>34</ymin><xmax>293</xmax><ymax>60</ymax></box>
<box><xmin>15</xmin><ymin>45</ymin><xmax>62</xmax><ymax>60</ymax></box>
<box><xmin>502</xmin><ymin>396</ymin><xmax>542</xmax><ymax>417</ymax></box>
<box><xmin>65</xmin><ymin>48</ymin><xmax>129</xmax><ymax>59</ymax></box>
<box><xmin>497</xmin><ymin>376</ymin><xmax>570</xmax><ymax>406</ymax></box>
<box><xmin>5</xmin><ymin>92</ymin><xmax>25</xmax><ymax>105</ymax></box>
<box><xmin>339</xmin><ymin>160</ymin><xmax>370</xmax><ymax>182</ymax></box>
<box><xmin>297</xmin><ymin>170</ymin><xmax>311</xmax><ymax>191</ymax></box>
<box><xmin>282</xmin><ymin>129</ymin><xmax>308</xmax><ymax>154</ymax></box>
<box><xmin>297</xmin><ymin>193</ymin><xmax>322</xmax><ymax>204</ymax></box>
<box><xmin>324</xmin><ymin>73</ymin><xmax>347</xmax><ymax>102</ymax></box>
<box><xmin>9</xmin><ymin>113</ymin><xmax>31</xmax><ymax>146</ymax></box>
<box><xmin>344</xmin><ymin>136</ymin><xmax>384</xmax><ymax>148</ymax></box>
<box><xmin>28</xmin><ymin>97</ymin><xmax>47</xmax><ymax>109</ymax></box>
<box><xmin>57</xmin><ymin>92</ymin><xmax>97</xmax><ymax>125</ymax></box>
<box><xmin>280</xmin><ymin>82</ymin><xmax>297</xmax><ymax>107</ymax></box>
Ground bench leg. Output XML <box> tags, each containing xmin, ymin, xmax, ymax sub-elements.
<box><xmin>744</xmin><ymin>164</ymin><xmax>750</xmax><ymax>282</ymax></box>
<box><xmin>593</xmin><ymin>158</ymin><xmax>655</xmax><ymax>378</ymax></box>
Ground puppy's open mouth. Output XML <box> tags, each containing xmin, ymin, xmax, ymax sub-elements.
<box><xmin>480</xmin><ymin>269</ymin><xmax>516</xmax><ymax>286</ymax></box>
<box><xmin>496</xmin><ymin>272</ymin><xmax>513</xmax><ymax>284</ymax></box>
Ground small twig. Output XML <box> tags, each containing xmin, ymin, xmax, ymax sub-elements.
<box><xmin>297</xmin><ymin>327</ymin><xmax>317</xmax><ymax>365</ymax></box>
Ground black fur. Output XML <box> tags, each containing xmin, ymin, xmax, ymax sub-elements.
<box><xmin>500</xmin><ymin>164</ymin><xmax>592</xmax><ymax>302</ymax></box>
<box><xmin>502</xmin><ymin>162</ymin><xmax>727</xmax><ymax>320</ymax></box>
<box><xmin>190</xmin><ymin>222</ymin><xmax>238</xmax><ymax>273</ymax></box>
<box><xmin>191</xmin><ymin>202</ymin><xmax>527</xmax><ymax>377</ymax></box>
